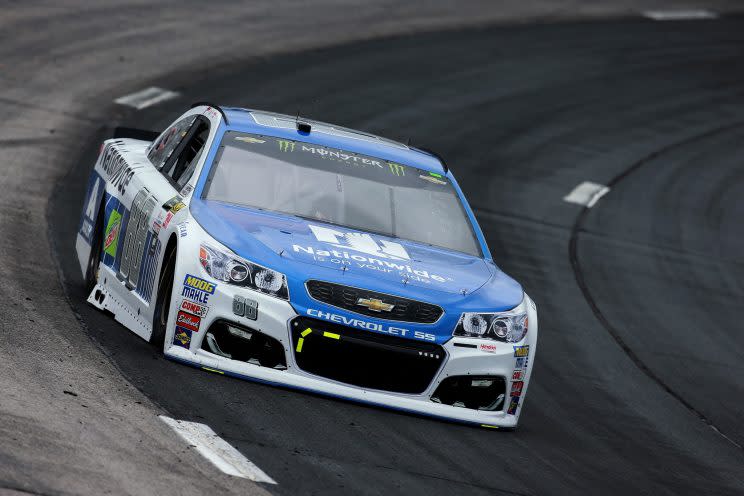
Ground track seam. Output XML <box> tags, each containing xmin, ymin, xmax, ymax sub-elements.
<box><xmin>569</xmin><ymin>120</ymin><xmax>744</xmax><ymax>451</ymax></box>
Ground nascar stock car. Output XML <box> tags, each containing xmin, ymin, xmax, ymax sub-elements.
<box><xmin>75</xmin><ymin>103</ymin><xmax>538</xmax><ymax>428</ymax></box>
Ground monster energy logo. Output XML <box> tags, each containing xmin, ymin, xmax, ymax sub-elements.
<box><xmin>388</xmin><ymin>162</ymin><xmax>405</xmax><ymax>176</ymax></box>
<box><xmin>277</xmin><ymin>140</ymin><xmax>295</xmax><ymax>152</ymax></box>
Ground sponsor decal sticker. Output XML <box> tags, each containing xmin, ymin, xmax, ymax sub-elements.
<box><xmin>306</xmin><ymin>308</ymin><xmax>435</xmax><ymax>341</ymax></box>
<box><xmin>507</xmin><ymin>396</ymin><xmax>520</xmax><ymax>415</ymax></box>
<box><xmin>176</xmin><ymin>310</ymin><xmax>201</xmax><ymax>332</ymax></box>
<box><xmin>170</xmin><ymin>202</ymin><xmax>186</xmax><ymax>213</ymax></box>
<box><xmin>294</xmin><ymin>225</ymin><xmax>452</xmax><ymax>285</ymax></box>
<box><xmin>233</xmin><ymin>295</ymin><xmax>258</xmax><ymax>320</ymax></box>
<box><xmin>103</xmin><ymin>210</ymin><xmax>122</xmax><ymax>257</ymax></box>
<box><xmin>277</xmin><ymin>139</ymin><xmax>295</xmax><ymax>153</ymax></box>
<box><xmin>173</xmin><ymin>326</ymin><xmax>192</xmax><ymax>348</ymax></box>
<box><xmin>163</xmin><ymin>195</ymin><xmax>183</xmax><ymax>211</ymax></box>
<box><xmin>182</xmin><ymin>274</ymin><xmax>216</xmax><ymax>304</ymax></box>
<box><xmin>300</xmin><ymin>144</ymin><xmax>383</xmax><ymax>167</ymax></box>
<box><xmin>387</xmin><ymin>162</ymin><xmax>405</xmax><ymax>176</ymax></box>
<box><xmin>515</xmin><ymin>357</ymin><xmax>527</xmax><ymax>369</ymax></box>
<box><xmin>513</xmin><ymin>345</ymin><xmax>529</xmax><ymax>357</ymax></box>
<box><xmin>510</xmin><ymin>381</ymin><xmax>524</xmax><ymax>397</ymax></box>
<box><xmin>308</xmin><ymin>224</ymin><xmax>410</xmax><ymax>261</ymax></box>
<box><xmin>177</xmin><ymin>222</ymin><xmax>188</xmax><ymax>238</ymax></box>
<box><xmin>162</xmin><ymin>211</ymin><xmax>174</xmax><ymax>229</ymax></box>
<box><xmin>419</xmin><ymin>174</ymin><xmax>447</xmax><ymax>185</ymax></box>
<box><xmin>180</xmin><ymin>299</ymin><xmax>208</xmax><ymax>318</ymax></box>
<box><xmin>479</xmin><ymin>342</ymin><xmax>498</xmax><ymax>353</ymax></box>
<box><xmin>512</xmin><ymin>369</ymin><xmax>524</xmax><ymax>381</ymax></box>
<box><xmin>236</xmin><ymin>136</ymin><xmax>265</xmax><ymax>144</ymax></box>
<box><xmin>180</xmin><ymin>184</ymin><xmax>193</xmax><ymax>197</ymax></box>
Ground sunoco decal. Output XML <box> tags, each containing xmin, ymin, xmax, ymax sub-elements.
<box><xmin>173</xmin><ymin>326</ymin><xmax>192</xmax><ymax>348</ymax></box>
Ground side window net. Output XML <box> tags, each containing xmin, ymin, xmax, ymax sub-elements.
<box><xmin>147</xmin><ymin>115</ymin><xmax>197</xmax><ymax>170</ymax></box>
<box><xmin>169</xmin><ymin>122</ymin><xmax>209</xmax><ymax>187</ymax></box>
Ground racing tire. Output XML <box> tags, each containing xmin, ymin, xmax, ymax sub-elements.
<box><xmin>84</xmin><ymin>200</ymin><xmax>105</xmax><ymax>293</ymax></box>
<box><xmin>151</xmin><ymin>246</ymin><xmax>176</xmax><ymax>349</ymax></box>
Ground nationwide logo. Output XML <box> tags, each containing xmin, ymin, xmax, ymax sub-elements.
<box><xmin>277</xmin><ymin>139</ymin><xmax>295</xmax><ymax>152</ymax></box>
<box><xmin>308</xmin><ymin>224</ymin><xmax>410</xmax><ymax>261</ymax></box>
<box><xmin>176</xmin><ymin>311</ymin><xmax>200</xmax><ymax>332</ymax></box>
<box><xmin>103</xmin><ymin>210</ymin><xmax>122</xmax><ymax>257</ymax></box>
<box><xmin>356</xmin><ymin>298</ymin><xmax>394</xmax><ymax>312</ymax></box>
<box><xmin>293</xmin><ymin>244</ymin><xmax>448</xmax><ymax>283</ymax></box>
<box><xmin>180</xmin><ymin>299</ymin><xmax>208</xmax><ymax>318</ymax></box>
<box><xmin>388</xmin><ymin>162</ymin><xmax>405</xmax><ymax>176</ymax></box>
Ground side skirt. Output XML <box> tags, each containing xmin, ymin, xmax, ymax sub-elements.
<box><xmin>87</xmin><ymin>264</ymin><xmax>153</xmax><ymax>341</ymax></box>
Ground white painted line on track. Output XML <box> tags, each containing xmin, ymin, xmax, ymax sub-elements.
<box><xmin>159</xmin><ymin>416</ymin><xmax>276</xmax><ymax>484</ymax></box>
<box><xmin>563</xmin><ymin>181</ymin><xmax>610</xmax><ymax>208</ymax></box>
<box><xmin>642</xmin><ymin>10</ymin><xmax>718</xmax><ymax>21</ymax></box>
<box><xmin>114</xmin><ymin>87</ymin><xmax>179</xmax><ymax>110</ymax></box>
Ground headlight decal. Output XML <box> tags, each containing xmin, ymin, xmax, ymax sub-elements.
<box><xmin>199</xmin><ymin>244</ymin><xmax>289</xmax><ymax>300</ymax></box>
<box><xmin>453</xmin><ymin>299</ymin><xmax>528</xmax><ymax>343</ymax></box>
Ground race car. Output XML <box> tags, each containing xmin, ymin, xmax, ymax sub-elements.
<box><xmin>76</xmin><ymin>103</ymin><xmax>538</xmax><ymax>428</ymax></box>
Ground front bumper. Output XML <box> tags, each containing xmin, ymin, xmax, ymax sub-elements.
<box><xmin>164</xmin><ymin>263</ymin><xmax>538</xmax><ymax>429</ymax></box>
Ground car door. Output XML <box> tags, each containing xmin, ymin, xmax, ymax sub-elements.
<box><xmin>110</xmin><ymin>114</ymin><xmax>203</xmax><ymax>301</ymax></box>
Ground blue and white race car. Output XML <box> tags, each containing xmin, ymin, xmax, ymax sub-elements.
<box><xmin>76</xmin><ymin>104</ymin><xmax>538</xmax><ymax>428</ymax></box>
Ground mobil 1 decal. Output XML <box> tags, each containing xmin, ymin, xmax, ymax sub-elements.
<box><xmin>115</xmin><ymin>188</ymin><xmax>162</xmax><ymax>302</ymax></box>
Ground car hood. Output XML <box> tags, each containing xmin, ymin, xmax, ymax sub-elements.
<box><xmin>191</xmin><ymin>200</ymin><xmax>497</xmax><ymax>295</ymax></box>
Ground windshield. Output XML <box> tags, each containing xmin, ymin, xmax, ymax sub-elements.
<box><xmin>203</xmin><ymin>132</ymin><xmax>481</xmax><ymax>257</ymax></box>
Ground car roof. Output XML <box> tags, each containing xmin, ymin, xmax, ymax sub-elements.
<box><xmin>220</xmin><ymin>107</ymin><xmax>447</xmax><ymax>174</ymax></box>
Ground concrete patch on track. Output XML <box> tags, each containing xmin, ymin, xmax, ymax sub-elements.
<box><xmin>160</xmin><ymin>416</ymin><xmax>276</xmax><ymax>484</ymax></box>
<box><xmin>115</xmin><ymin>87</ymin><xmax>180</xmax><ymax>109</ymax></box>
<box><xmin>642</xmin><ymin>10</ymin><xmax>719</xmax><ymax>20</ymax></box>
<box><xmin>563</xmin><ymin>181</ymin><xmax>610</xmax><ymax>207</ymax></box>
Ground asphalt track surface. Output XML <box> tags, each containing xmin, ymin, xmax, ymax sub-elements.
<box><xmin>48</xmin><ymin>16</ymin><xmax>744</xmax><ymax>496</ymax></box>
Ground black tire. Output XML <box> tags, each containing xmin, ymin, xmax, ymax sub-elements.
<box><xmin>151</xmin><ymin>246</ymin><xmax>176</xmax><ymax>349</ymax></box>
<box><xmin>84</xmin><ymin>201</ymin><xmax>105</xmax><ymax>293</ymax></box>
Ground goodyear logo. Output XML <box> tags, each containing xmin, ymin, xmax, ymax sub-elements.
<box><xmin>388</xmin><ymin>162</ymin><xmax>405</xmax><ymax>176</ymax></box>
<box><xmin>183</xmin><ymin>275</ymin><xmax>216</xmax><ymax>294</ymax></box>
<box><xmin>277</xmin><ymin>139</ymin><xmax>295</xmax><ymax>153</ymax></box>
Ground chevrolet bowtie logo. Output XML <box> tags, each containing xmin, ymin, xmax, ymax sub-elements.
<box><xmin>356</xmin><ymin>298</ymin><xmax>395</xmax><ymax>312</ymax></box>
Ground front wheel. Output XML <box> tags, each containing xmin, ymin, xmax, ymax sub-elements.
<box><xmin>151</xmin><ymin>247</ymin><xmax>176</xmax><ymax>349</ymax></box>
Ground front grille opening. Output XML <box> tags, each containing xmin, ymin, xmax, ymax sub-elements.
<box><xmin>306</xmin><ymin>280</ymin><xmax>443</xmax><ymax>324</ymax></box>
<box><xmin>431</xmin><ymin>376</ymin><xmax>506</xmax><ymax>411</ymax></box>
<box><xmin>291</xmin><ymin>316</ymin><xmax>445</xmax><ymax>394</ymax></box>
<box><xmin>202</xmin><ymin>320</ymin><xmax>287</xmax><ymax>370</ymax></box>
